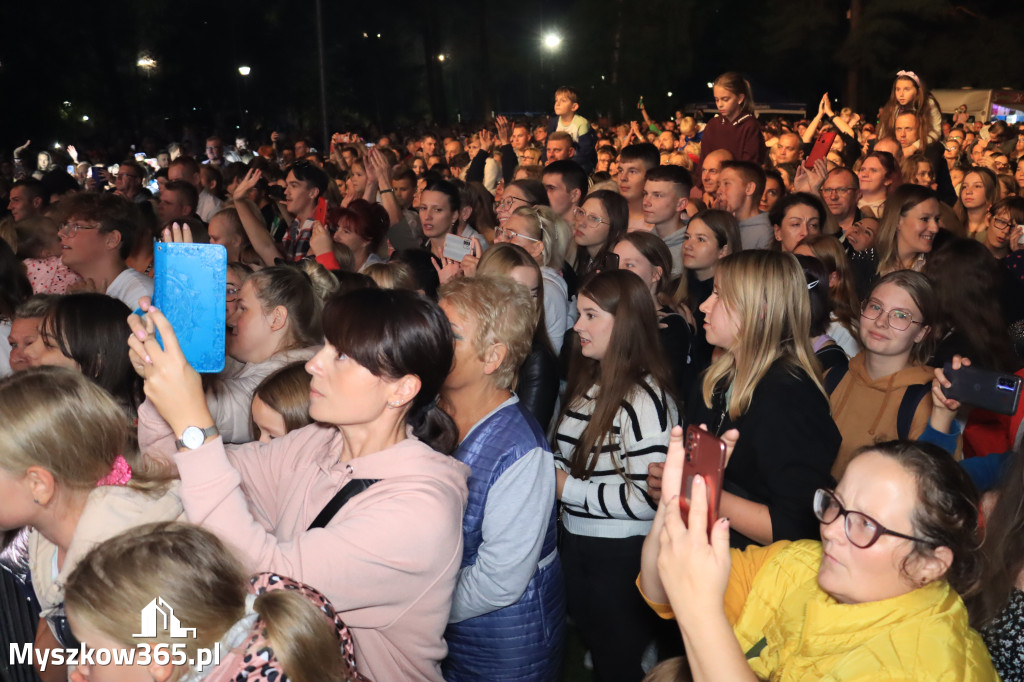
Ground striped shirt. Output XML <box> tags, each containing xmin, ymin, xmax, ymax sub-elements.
<box><xmin>555</xmin><ymin>376</ymin><xmax>678</xmax><ymax>538</ymax></box>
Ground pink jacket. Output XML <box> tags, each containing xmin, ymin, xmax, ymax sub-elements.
<box><xmin>139</xmin><ymin>402</ymin><xmax>471</xmax><ymax>682</ymax></box>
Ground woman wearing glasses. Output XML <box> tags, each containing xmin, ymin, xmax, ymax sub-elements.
<box><xmin>827</xmin><ymin>271</ymin><xmax>941</xmax><ymax>479</ymax></box>
<box><xmin>639</xmin><ymin>433</ymin><xmax>997</xmax><ymax>681</ymax></box>
<box><xmin>491</xmin><ymin>205</ymin><xmax>573</xmax><ymax>352</ymax></box>
<box><xmin>572</xmin><ymin>189</ymin><xmax>628</xmax><ymax>281</ymax></box>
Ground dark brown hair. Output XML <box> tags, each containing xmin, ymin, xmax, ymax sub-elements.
<box><xmin>561</xmin><ymin>270</ymin><xmax>674</xmax><ymax>479</ymax></box>
<box><xmin>852</xmin><ymin>440</ymin><xmax>982</xmax><ymax>599</ymax></box>
<box><xmin>322</xmin><ymin>288</ymin><xmax>458</xmax><ymax>454</ymax></box>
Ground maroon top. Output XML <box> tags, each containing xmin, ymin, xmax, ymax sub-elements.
<box><xmin>697</xmin><ymin>113</ymin><xmax>767</xmax><ymax>188</ymax></box>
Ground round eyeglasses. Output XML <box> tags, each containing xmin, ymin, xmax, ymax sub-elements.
<box><xmin>860</xmin><ymin>300</ymin><xmax>922</xmax><ymax>332</ymax></box>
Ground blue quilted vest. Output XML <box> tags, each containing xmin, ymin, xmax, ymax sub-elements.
<box><xmin>443</xmin><ymin>399</ymin><xmax>565</xmax><ymax>682</ymax></box>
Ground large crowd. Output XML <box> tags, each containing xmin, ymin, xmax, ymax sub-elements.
<box><xmin>2</xmin><ymin>67</ymin><xmax>1024</xmax><ymax>682</ymax></box>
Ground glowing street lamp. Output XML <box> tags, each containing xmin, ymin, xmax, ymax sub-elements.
<box><xmin>543</xmin><ymin>32</ymin><xmax>562</xmax><ymax>51</ymax></box>
<box><xmin>238</xmin><ymin>65</ymin><xmax>251</xmax><ymax>76</ymax></box>
<box><xmin>137</xmin><ymin>56</ymin><xmax>157</xmax><ymax>71</ymax></box>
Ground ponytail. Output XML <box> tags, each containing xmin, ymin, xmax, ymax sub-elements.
<box><xmin>409</xmin><ymin>401</ymin><xmax>459</xmax><ymax>455</ymax></box>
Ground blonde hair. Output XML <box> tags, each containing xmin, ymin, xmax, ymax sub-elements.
<box><xmin>477</xmin><ymin>242</ymin><xmax>547</xmax><ymax>335</ymax></box>
<box><xmin>875</xmin><ymin>184</ymin><xmax>939</xmax><ymax>275</ymax></box>
<box><xmin>247</xmin><ymin>266</ymin><xmax>323</xmax><ymax>350</ymax></box>
<box><xmin>702</xmin><ymin>251</ymin><xmax>823</xmax><ymax>419</ymax></box>
<box><xmin>438</xmin><ymin>276</ymin><xmax>535</xmax><ymax>389</ymax></box>
<box><xmin>64</xmin><ymin>522</ymin><xmax>352</xmax><ymax>682</ymax></box>
<box><xmin>299</xmin><ymin>260</ymin><xmax>340</xmax><ymax>302</ymax></box>
<box><xmin>508</xmin><ymin>205</ymin><xmax>571</xmax><ymax>268</ymax></box>
<box><xmin>363</xmin><ymin>261</ymin><xmax>418</xmax><ymax>290</ymax></box>
<box><xmin>0</xmin><ymin>367</ymin><xmax>167</xmax><ymax>492</ymax></box>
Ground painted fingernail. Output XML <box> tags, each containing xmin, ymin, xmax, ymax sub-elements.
<box><xmin>144</xmin><ymin>355</ymin><xmax>152</xmax><ymax>364</ymax></box>
<box><xmin>136</xmin><ymin>329</ymin><xmax>147</xmax><ymax>340</ymax></box>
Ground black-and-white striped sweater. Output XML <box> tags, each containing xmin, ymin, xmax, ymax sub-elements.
<box><xmin>554</xmin><ymin>376</ymin><xmax>678</xmax><ymax>538</ymax></box>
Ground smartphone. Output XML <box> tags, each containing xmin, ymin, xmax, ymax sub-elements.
<box><xmin>1016</xmin><ymin>224</ymin><xmax>1024</xmax><ymax>246</ymax></box>
<box><xmin>943</xmin><ymin>363</ymin><xmax>1022</xmax><ymax>415</ymax></box>
<box><xmin>679</xmin><ymin>426</ymin><xmax>727</xmax><ymax>538</ymax></box>
<box><xmin>90</xmin><ymin>166</ymin><xmax>106</xmax><ymax>190</ymax></box>
<box><xmin>66</xmin><ymin>164</ymin><xmax>75</xmax><ymax>174</ymax></box>
<box><xmin>314</xmin><ymin>197</ymin><xmax>327</xmax><ymax>224</ymax></box>
<box><xmin>599</xmin><ymin>251</ymin><xmax>619</xmax><ymax>272</ymax></box>
<box><xmin>443</xmin><ymin>233</ymin><xmax>473</xmax><ymax>262</ymax></box>
<box><xmin>804</xmin><ymin>131</ymin><xmax>837</xmax><ymax>169</ymax></box>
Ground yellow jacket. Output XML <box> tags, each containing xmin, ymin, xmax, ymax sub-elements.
<box><xmin>644</xmin><ymin>540</ymin><xmax>998</xmax><ymax>681</ymax></box>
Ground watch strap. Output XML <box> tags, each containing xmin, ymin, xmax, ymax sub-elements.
<box><xmin>175</xmin><ymin>424</ymin><xmax>220</xmax><ymax>450</ymax></box>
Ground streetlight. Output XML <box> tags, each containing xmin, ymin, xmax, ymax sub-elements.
<box><xmin>438</xmin><ymin>54</ymin><xmax>447</xmax><ymax>62</ymax></box>
<box><xmin>543</xmin><ymin>32</ymin><xmax>562</xmax><ymax>51</ymax></box>
<box><xmin>238</xmin><ymin>65</ymin><xmax>251</xmax><ymax>76</ymax></box>
<box><xmin>137</xmin><ymin>55</ymin><xmax>157</xmax><ymax>71</ymax></box>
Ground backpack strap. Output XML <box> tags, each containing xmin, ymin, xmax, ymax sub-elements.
<box><xmin>898</xmin><ymin>383</ymin><xmax>932</xmax><ymax>440</ymax></box>
<box><xmin>307</xmin><ymin>479</ymin><xmax>381</xmax><ymax>530</ymax></box>
<box><xmin>824</xmin><ymin>364</ymin><xmax>849</xmax><ymax>396</ymax></box>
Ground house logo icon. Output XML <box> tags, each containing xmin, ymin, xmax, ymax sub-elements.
<box><xmin>133</xmin><ymin>597</ymin><xmax>197</xmax><ymax>639</ymax></box>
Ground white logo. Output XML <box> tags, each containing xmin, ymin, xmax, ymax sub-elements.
<box><xmin>133</xmin><ymin>597</ymin><xmax>197</xmax><ymax>639</ymax></box>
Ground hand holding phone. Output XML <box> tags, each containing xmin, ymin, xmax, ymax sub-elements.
<box><xmin>942</xmin><ymin>362</ymin><xmax>1022</xmax><ymax>415</ymax></box>
<box><xmin>443</xmin><ymin>233</ymin><xmax>473</xmax><ymax>262</ymax></box>
<box><xmin>805</xmin><ymin>131</ymin><xmax>837</xmax><ymax>169</ymax></box>
<box><xmin>314</xmin><ymin>197</ymin><xmax>328</xmax><ymax>225</ymax></box>
<box><xmin>679</xmin><ymin>426</ymin><xmax>727</xmax><ymax>539</ymax></box>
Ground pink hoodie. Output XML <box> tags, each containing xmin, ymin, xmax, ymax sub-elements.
<box><xmin>139</xmin><ymin>401</ymin><xmax>470</xmax><ymax>682</ymax></box>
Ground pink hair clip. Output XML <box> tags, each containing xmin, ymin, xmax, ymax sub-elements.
<box><xmin>96</xmin><ymin>455</ymin><xmax>133</xmax><ymax>486</ymax></box>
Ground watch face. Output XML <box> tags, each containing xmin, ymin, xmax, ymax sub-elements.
<box><xmin>181</xmin><ymin>426</ymin><xmax>205</xmax><ymax>449</ymax></box>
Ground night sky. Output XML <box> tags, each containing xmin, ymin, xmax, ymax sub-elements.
<box><xmin>3</xmin><ymin>0</ymin><xmax>1023</xmax><ymax>159</ymax></box>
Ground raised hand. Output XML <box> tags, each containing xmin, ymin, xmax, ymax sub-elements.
<box><xmin>126</xmin><ymin>302</ymin><xmax>212</xmax><ymax>436</ymax></box>
<box><xmin>233</xmin><ymin>168</ymin><xmax>262</xmax><ymax>201</ymax></box>
<box><xmin>495</xmin><ymin>115</ymin><xmax>511</xmax><ymax>146</ymax></box>
<box><xmin>161</xmin><ymin>222</ymin><xmax>194</xmax><ymax>244</ymax></box>
<box><xmin>309</xmin><ymin>221</ymin><xmax>333</xmax><ymax>256</ymax></box>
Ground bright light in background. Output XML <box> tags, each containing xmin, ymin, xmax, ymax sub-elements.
<box><xmin>82</xmin><ymin>115</ymin><xmax>89</xmax><ymax>122</ymax></box>
<box><xmin>543</xmin><ymin>32</ymin><xmax>562</xmax><ymax>51</ymax></box>
<box><xmin>238</xmin><ymin>65</ymin><xmax>251</xmax><ymax>76</ymax></box>
<box><xmin>53</xmin><ymin>142</ymin><xmax>61</xmax><ymax>149</ymax></box>
<box><xmin>667</xmin><ymin>91</ymin><xmax>673</xmax><ymax>97</ymax></box>
<box><xmin>707</xmin><ymin>82</ymin><xmax>714</xmax><ymax>88</ymax></box>
<box><xmin>137</xmin><ymin>56</ymin><xmax>157</xmax><ymax>71</ymax></box>
<box><xmin>438</xmin><ymin>54</ymin><xmax>446</xmax><ymax>62</ymax></box>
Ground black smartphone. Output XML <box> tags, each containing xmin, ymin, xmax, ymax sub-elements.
<box><xmin>943</xmin><ymin>363</ymin><xmax>1022</xmax><ymax>415</ymax></box>
<box><xmin>599</xmin><ymin>251</ymin><xmax>619</xmax><ymax>272</ymax></box>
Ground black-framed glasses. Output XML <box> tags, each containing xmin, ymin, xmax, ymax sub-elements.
<box><xmin>496</xmin><ymin>195</ymin><xmax>534</xmax><ymax>211</ymax></box>
<box><xmin>226</xmin><ymin>287</ymin><xmax>241</xmax><ymax>302</ymax></box>
<box><xmin>860</xmin><ymin>300</ymin><xmax>923</xmax><ymax>332</ymax></box>
<box><xmin>813</xmin><ymin>488</ymin><xmax>931</xmax><ymax>549</ymax></box>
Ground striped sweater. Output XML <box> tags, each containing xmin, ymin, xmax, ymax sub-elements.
<box><xmin>554</xmin><ymin>376</ymin><xmax>678</xmax><ymax>538</ymax></box>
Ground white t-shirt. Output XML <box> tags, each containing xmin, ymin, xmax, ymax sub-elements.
<box><xmin>106</xmin><ymin>268</ymin><xmax>154</xmax><ymax>310</ymax></box>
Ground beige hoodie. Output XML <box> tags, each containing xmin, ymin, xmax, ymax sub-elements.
<box><xmin>828</xmin><ymin>353</ymin><xmax>935</xmax><ymax>479</ymax></box>
<box><xmin>29</xmin><ymin>483</ymin><xmax>184</xmax><ymax>624</ymax></box>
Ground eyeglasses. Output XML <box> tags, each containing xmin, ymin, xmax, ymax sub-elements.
<box><xmin>860</xmin><ymin>300</ymin><xmax>923</xmax><ymax>332</ymax></box>
<box><xmin>226</xmin><ymin>287</ymin><xmax>241</xmax><ymax>302</ymax></box>
<box><xmin>820</xmin><ymin>187</ymin><xmax>855</xmax><ymax>196</ymax></box>
<box><xmin>59</xmin><ymin>222</ymin><xmax>100</xmax><ymax>238</ymax></box>
<box><xmin>493</xmin><ymin>226</ymin><xmax>541</xmax><ymax>243</ymax></box>
<box><xmin>992</xmin><ymin>216</ymin><xmax>1014</xmax><ymax>232</ymax></box>
<box><xmin>116</xmin><ymin>173</ymin><xmax>141</xmax><ymax>180</ymax></box>
<box><xmin>813</xmin><ymin>488</ymin><xmax>931</xmax><ymax>549</ymax></box>
<box><xmin>572</xmin><ymin>205</ymin><xmax>609</xmax><ymax>227</ymax></box>
<box><xmin>496</xmin><ymin>195</ymin><xmax>534</xmax><ymax>211</ymax></box>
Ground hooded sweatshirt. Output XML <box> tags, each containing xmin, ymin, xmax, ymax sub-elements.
<box><xmin>828</xmin><ymin>353</ymin><xmax>934</xmax><ymax>479</ymax></box>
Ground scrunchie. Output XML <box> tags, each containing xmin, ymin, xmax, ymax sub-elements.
<box><xmin>229</xmin><ymin>573</ymin><xmax>368</xmax><ymax>682</ymax></box>
<box><xmin>896</xmin><ymin>70</ymin><xmax>921</xmax><ymax>87</ymax></box>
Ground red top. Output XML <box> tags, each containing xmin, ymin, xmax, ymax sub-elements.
<box><xmin>698</xmin><ymin>113</ymin><xmax>767</xmax><ymax>186</ymax></box>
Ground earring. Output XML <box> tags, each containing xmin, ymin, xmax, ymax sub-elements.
<box><xmin>33</xmin><ymin>499</ymin><xmax>40</xmax><ymax>505</ymax></box>
<box><xmin>388</xmin><ymin>401</ymin><xmax>403</xmax><ymax>408</ymax></box>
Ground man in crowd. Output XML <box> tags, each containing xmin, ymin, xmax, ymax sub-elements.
<box><xmin>169</xmin><ymin>156</ymin><xmax>222</xmax><ymax>222</ymax></box>
<box><xmin>642</xmin><ymin>165</ymin><xmax>690</xmax><ymax>275</ymax></box>
<box><xmin>59</xmin><ymin>193</ymin><xmax>153</xmax><ymax>308</ymax></box>
<box><xmin>717</xmin><ymin>160</ymin><xmax>771</xmax><ymax>249</ymax></box>
<box><xmin>617</xmin><ymin>143</ymin><xmax>660</xmax><ymax>231</ymax></box>
<box><xmin>542</xmin><ymin>160</ymin><xmax>588</xmax><ymax>223</ymax></box>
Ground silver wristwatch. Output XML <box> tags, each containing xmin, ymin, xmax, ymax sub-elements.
<box><xmin>175</xmin><ymin>424</ymin><xmax>220</xmax><ymax>450</ymax></box>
